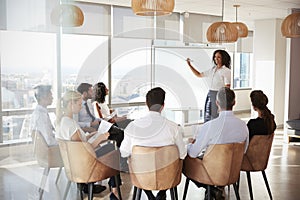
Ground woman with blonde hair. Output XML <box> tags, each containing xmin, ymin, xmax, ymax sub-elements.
<box><xmin>247</xmin><ymin>90</ymin><xmax>276</xmax><ymax>140</ymax></box>
<box><xmin>56</xmin><ymin>90</ymin><xmax>109</xmax><ymax>148</ymax></box>
<box><xmin>56</xmin><ymin>90</ymin><xmax>121</xmax><ymax>199</ymax></box>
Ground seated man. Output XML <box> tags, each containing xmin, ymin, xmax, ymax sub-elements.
<box><xmin>120</xmin><ymin>87</ymin><xmax>187</xmax><ymax>200</ymax></box>
<box><xmin>76</xmin><ymin>83</ymin><xmax>124</xmax><ymax>147</ymax></box>
<box><xmin>30</xmin><ymin>85</ymin><xmax>57</xmax><ymax>146</ymax></box>
<box><xmin>187</xmin><ymin>87</ymin><xmax>249</xmax><ymax>199</ymax></box>
<box><xmin>76</xmin><ymin>83</ymin><xmax>101</xmax><ymax>133</ymax></box>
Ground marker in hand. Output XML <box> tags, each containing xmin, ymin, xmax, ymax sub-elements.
<box><xmin>186</xmin><ymin>58</ymin><xmax>193</xmax><ymax>62</ymax></box>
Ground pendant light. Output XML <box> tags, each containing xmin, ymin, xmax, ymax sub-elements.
<box><xmin>281</xmin><ymin>11</ymin><xmax>300</xmax><ymax>38</ymax></box>
<box><xmin>131</xmin><ymin>0</ymin><xmax>175</xmax><ymax>16</ymax></box>
<box><xmin>232</xmin><ymin>5</ymin><xmax>248</xmax><ymax>38</ymax></box>
<box><xmin>206</xmin><ymin>0</ymin><xmax>238</xmax><ymax>43</ymax></box>
<box><xmin>51</xmin><ymin>4</ymin><xmax>84</xmax><ymax>27</ymax></box>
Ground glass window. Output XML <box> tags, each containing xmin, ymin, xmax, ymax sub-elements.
<box><xmin>0</xmin><ymin>30</ymin><xmax>57</xmax><ymax>142</ymax></box>
<box><xmin>233</xmin><ymin>52</ymin><xmax>252</xmax><ymax>89</ymax></box>
<box><xmin>1</xmin><ymin>30</ymin><xmax>56</xmax><ymax>110</ymax></box>
<box><xmin>110</xmin><ymin>38</ymin><xmax>152</xmax><ymax>104</ymax></box>
<box><xmin>60</xmin><ymin>34</ymin><xmax>109</xmax><ymax>91</ymax></box>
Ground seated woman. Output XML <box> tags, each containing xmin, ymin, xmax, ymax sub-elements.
<box><xmin>247</xmin><ymin>90</ymin><xmax>276</xmax><ymax>140</ymax></box>
<box><xmin>56</xmin><ymin>90</ymin><xmax>121</xmax><ymax>200</ymax></box>
<box><xmin>92</xmin><ymin>82</ymin><xmax>132</xmax><ymax>129</ymax></box>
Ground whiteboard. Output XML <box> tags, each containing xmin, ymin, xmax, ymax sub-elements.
<box><xmin>153</xmin><ymin>46</ymin><xmax>222</xmax><ymax>122</ymax></box>
<box><xmin>153</xmin><ymin>46</ymin><xmax>220</xmax><ymax>72</ymax></box>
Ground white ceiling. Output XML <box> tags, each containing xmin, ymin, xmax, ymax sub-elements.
<box><xmin>80</xmin><ymin>0</ymin><xmax>300</xmax><ymax>27</ymax></box>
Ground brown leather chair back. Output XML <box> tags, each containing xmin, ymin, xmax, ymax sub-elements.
<box><xmin>33</xmin><ymin>131</ymin><xmax>63</xmax><ymax>168</ymax></box>
<box><xmin>241</xmin><ymin>133</ymin><xmax>274</xmax><ymax>171</ymax></box>
<box><xmin>128</xmin><ymin>145</ymin><xmax>183</xmax><ymax>190</ymax></box>
<box><xmin>57</xmin><ymin>139</ymin><xmax>120</xmax><ymax>183</ymax></box>
<box><xmin>183</xmin><ymin>142</ymin><xmax>245</xmax><ymax>186</ymax></box>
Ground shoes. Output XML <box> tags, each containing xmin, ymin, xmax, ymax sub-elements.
<box><xmin>82</xmin><ymin>184</ymin><xmax>107</xmax><ymax>194</ymax></box>
<box><xmin>110</xmin><ymin>192</ymin><xmax>119</xmax><ymax>200</ymax></box>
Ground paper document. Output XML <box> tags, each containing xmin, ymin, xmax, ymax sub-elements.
<box><xmin>87</xmin><ymin>120</ymin><xmax>113</xmax><ymax>143</ymax></box>
<box><xmin>98</xmin><ymin>120</ymin><xmax>113</xmax><ymax>133</ymax></box>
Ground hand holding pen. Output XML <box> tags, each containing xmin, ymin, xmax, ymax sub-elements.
<box><xmin>186</xmin><ymin>58</ymin><xmax>193</xmax><ymax>64</ymax></box>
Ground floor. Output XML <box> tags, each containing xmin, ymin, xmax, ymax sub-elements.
<box><xmin>1</xmin><ymin>127</ymin><xmax>300</xmax><ymax>200</ymax></box>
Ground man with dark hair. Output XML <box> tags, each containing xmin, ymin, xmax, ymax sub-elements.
<box><xmin>76</xmin><ymin>82</ymin><xmax>124</xmax><ymax>147</ymax></box>
<box><xmin>146</xmin><ymin>87</ymin><xmax>165</xmax><ymax>112</ymax></box>
<box><xmin>120</xmin><ymin>87</ymin><xmax>187</xmax><ymax>200</ymax></box>
<box><xmin>187</xmin><ymin>87</ymin><xmax>249</xmax><ymax>199</ymax></box>
<box><xmin>76</xmin><ymin>83</ymin><xmax>100</xmax><ymax>133</ymax></box>
<box><xmin>30</xmin><ymin>85</ymin><xmax>57</xmax><ymax>146</ymax></box>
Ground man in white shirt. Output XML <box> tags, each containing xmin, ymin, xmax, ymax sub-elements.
<box><xmin>120</xmin><ymin>87</ymin><xmax>187</xmax><ymax>200</ymax></box>
<box><xmin>187</xmin><ymin>87</ymin><xmax>249</xmax><ymax>199</ymax></box>
<box><xmin>30</xmin><ymin>85</ymin><xmax>57</xmax><ymax>146</ymax></box>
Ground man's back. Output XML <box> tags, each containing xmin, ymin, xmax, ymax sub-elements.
<box><xmin>120</xmin><ymin>111</ymin><xmax>187</xmax><ymax>159</ymax></box>
<box><xmin>188</xmin><ymin>111</ymin><xmax>249</xmax><ymax>158</ymax></box>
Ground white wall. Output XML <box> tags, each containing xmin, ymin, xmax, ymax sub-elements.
<box><xmin>274</xmin><ymin>19</ymin><xmax>287</xmax><ymax>127</ymax></box>
<box><xmin>233</xmin><ymin>89</ymin><xmax>251</xmax><ymax>112</ymax></box>
<box><xmin>253</xmin><ymin>19</ymin><xmax>286</xmax><ymax>127</ymax></box>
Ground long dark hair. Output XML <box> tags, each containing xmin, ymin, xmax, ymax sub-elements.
<box><xmin>250</xmin><ymin>90</ymin><xmax>275</xmax><ymax>133</ymax></box>
<box><xmin>93</xmin><ymin>82</ymin><xmax>107</xmax><ymax>104</ymax></box>
<box><xmin>212</xmin><ymin>49</ymin><xmax>231</xmax><ymax>69</ymax></box>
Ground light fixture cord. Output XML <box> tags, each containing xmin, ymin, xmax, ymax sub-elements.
<box><xmin>222</xmin><ymin>0</ymin><xmax>224</xmax><ymax>21</ymax></box>
<box><xmin>235</xmin><ymin>6</ymin><xmax>238</xmax><ymax>22</ymax></box>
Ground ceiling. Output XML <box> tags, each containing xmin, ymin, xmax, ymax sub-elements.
<box><xmin>80</xmin><ymin>0</ymin><xmax>300</xmax><ymax>28</ymax></box>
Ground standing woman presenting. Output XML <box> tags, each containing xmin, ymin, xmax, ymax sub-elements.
<box><xmin>186</xmin><ymin>49</ymin><xmax>231</xmax><ymax>122</ymax></box>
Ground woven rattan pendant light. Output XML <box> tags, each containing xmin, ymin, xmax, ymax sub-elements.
<box><xmin>232</xmin><ymin>5</ymin><xmax>248</xmax><ymax>38</ymax></box>
<box><xmin>51</xmin><ymin>4</ymin><xmax>84</xmax><ymax>27</ymax></box>
<box><xmin>206</xmin><ymin>0</ymin><xmax>238</xmax><ymax>43</ymax></box>
<box><xmin>131</xmin><ymin>0</ymin><xmax>175</xmax><ymax>16</ymax></box>
<box><xmin>281</xmin><ymin>11</ymin><xmax>300</xmax><ymax>38</ymax></box>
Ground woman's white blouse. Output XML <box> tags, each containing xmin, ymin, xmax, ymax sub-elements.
<box><xmin>56</xmin><ymin>116</ymin><xmax>87</xmax><ymax>141</ymax></box>
<box><xmin>203</xmin><ymin>65</ymin><xmax>231</xmax><ymax>91</ymax></box>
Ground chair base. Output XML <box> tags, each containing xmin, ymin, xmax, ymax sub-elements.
<box><xmin>239</xmin><ymin>170</ymin><xmax>273</xmax><ymax>200</ymax></box>
<box><xmin>38</xmin><ymin>167</ymin><xmax>64</xmax><ymax>200</ymax></box>
<box><xmin>132</xmin><ymin>186</ymin><xmax>178</xmax><ymax>200</ymax></box>
<box><xmin>183</xmin><ymin>177</ymin><xmax>240</xmax><ymax>200</ymax></box>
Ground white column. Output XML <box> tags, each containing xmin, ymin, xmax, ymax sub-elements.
<box><xmin>253</xmin><ymin>19</ymin><xmax>286</xmax><ymax>127</ymax></box>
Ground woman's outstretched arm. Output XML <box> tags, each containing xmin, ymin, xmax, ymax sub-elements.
<box><xmin>186</xmin><ymin>58</ymin><xmax>204</xmax><ymax>78</ymax></box>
